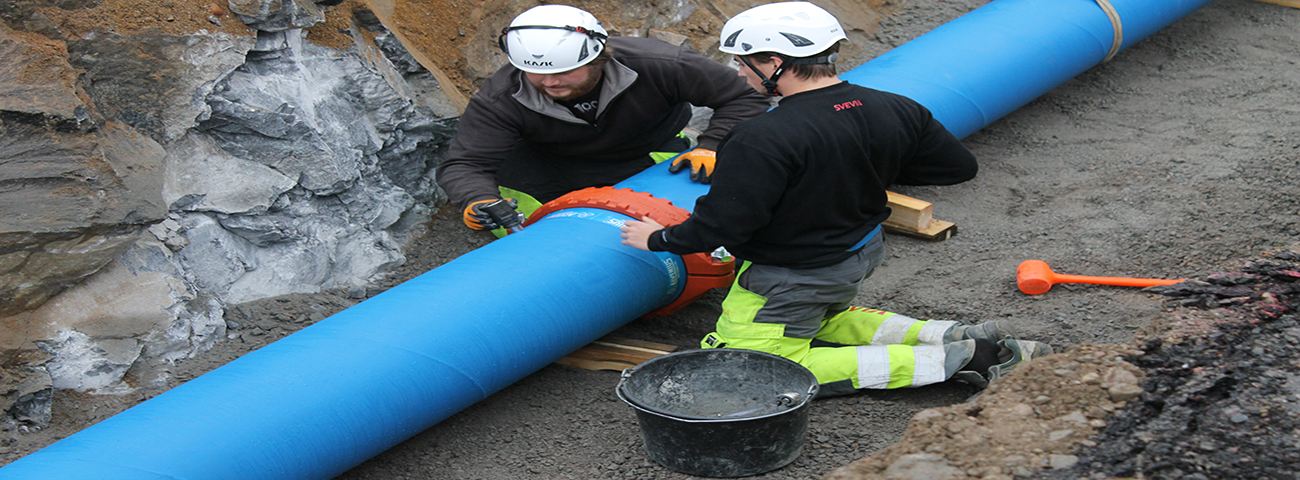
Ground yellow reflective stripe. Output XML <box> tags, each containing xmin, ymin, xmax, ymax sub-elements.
<box><xmin>885</xmin><ymin>345</ymin><xmax>917</xmax><ymax>389</ymax></box>
<box><xmin>870</xmin><ymin>313</ymin><xmax>921</xmax><ymax>344</ymax></box>
<box><xmin>866</xmin><ymin>314</ymin><xmax>955</xmax><ymax>346</ymax></box>
<box><xmin>818</xmin><ymin>308</ymin><xmax>957</xmax><ymax>346</ymax></box>
<box><xmin>902</xmin><ymin>322</ymin><xmax>924</xmax><ymax>345</ymax></box>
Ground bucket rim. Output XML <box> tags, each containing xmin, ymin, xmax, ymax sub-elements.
<box><xmin>615</xmin><ymin>348</ymin><xmax>820</xmax><ymax>422</ymax></box>
<box><xmin>616</xmin><ymin>385</ymin><xmax>815</xmax><ymax>423</ymax></box>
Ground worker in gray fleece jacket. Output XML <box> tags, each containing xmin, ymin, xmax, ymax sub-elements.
<box><xmin>436</xmin><ymin>4</ymin><xmax>769</xmax><ymax>234</ymax></box>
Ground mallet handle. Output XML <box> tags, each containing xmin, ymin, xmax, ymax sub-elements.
<box><xmin>1049</xmin><ymin>273</ymin><xmax>1184</xmax><ymax>288</ymax></box>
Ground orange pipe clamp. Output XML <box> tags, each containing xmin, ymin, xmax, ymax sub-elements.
<box><xmin>525</xmin><ymin>187</ymin><xmax>735</xmax><ymax>318</ymax></box>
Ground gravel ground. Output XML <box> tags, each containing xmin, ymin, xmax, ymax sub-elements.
<box><xmin>3</xmin><ymin>0</ymin><xmax>1299</xmax><ymax>479</ymax></box>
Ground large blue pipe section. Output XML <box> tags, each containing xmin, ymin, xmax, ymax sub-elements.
<box><xmin>0</xmin><ymin>0</ymin><xmax>1213</xmax><ymax>478</ymax></box>
<box><xmin>842</xmin><ymin>0</ymin><xmax>1214</xmax><ymax>139</ymax></box>
<box><xmin>0</xmin><ymin>162</ymin><xmax>710</xmax><ymax>480</ymax></box>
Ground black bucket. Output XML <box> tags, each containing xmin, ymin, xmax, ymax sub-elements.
<box><xmin>615</xmin><ymin>348</ymin><xmax>819</xmax><ymax>478</ymax></box>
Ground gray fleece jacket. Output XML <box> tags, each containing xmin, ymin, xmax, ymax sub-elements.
<box><xmin>436</xmin><ymin>36</ymin><xmax>770</xmax><ymax>210</ymax></box>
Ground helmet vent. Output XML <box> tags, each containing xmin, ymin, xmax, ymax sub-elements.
<box><xmin>780</xmin><ymin>32</ymin><xmax>814</xmax><ymax>47</ymax></box>
<box><xmin>723</xmin><ymin>29</ymin><xmax>742</xmax><ymax>48</ymax></box>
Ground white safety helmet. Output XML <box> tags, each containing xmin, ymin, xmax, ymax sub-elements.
<box><xmin>498</xmin><ymin>5</ymin><xmax>609</xmax><ymax>74</ymax></box>
<box><xmin>719</xmin><ymin>1</ymin><xmax>846</xmax><ymax>59</ymax></box>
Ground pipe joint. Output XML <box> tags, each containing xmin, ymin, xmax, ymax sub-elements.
<box><xmin>526</xmin><ymin>187</ymin><xmax>735</xmax><ymax>317</ymax></box>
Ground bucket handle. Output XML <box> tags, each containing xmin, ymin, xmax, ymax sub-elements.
<box><xmin>776</xmin><ymin>392</ymin><xmax>801</xmax><ymax>407</ymax></box>
<box><xmin>616</xmin><ymin>368</ymin><xmax>632</xmax><ymax>392</ymax></box>
<box><xmin>717</xmin><ymin>392</ymin><xmax>804</xmax><ymax>418</ymax></box>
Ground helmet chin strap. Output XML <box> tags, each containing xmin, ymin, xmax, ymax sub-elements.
<box><xmin>738</xmin><ymin>55</ymin><xmax>784</xmax><ymax>96</ymax></box>
<box><xmin>739</xmin><ymin>52</ymin><xmax>840</xmax><ymax>97</ymax></box>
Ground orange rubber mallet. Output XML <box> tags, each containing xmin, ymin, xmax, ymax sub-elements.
<box><xmin>1016</xmin><ymin>259</ymin><xmax>1185</xmax><ymax>295</ymax></box>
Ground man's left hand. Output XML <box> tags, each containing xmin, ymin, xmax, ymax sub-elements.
<box><xmin>669</xmin><ymin>148</ymin><xmax>717</xmax><ymax>184</ymax></box>
<box><xmin>620</xmin><ymin>216</ymin><xmax>665</xmax><ymax>251</ymax></box>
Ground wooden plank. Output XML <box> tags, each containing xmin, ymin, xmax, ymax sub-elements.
<box><xmin>564</xmin><ymin>344</ymin><xmax>661</xmax><ymax>364</ymax></box>
<box><xmin>1254</xmin><ymin>0</ymin><xmax>1300</xmax><ymax>8</ymax></box>
<box><xmin>593</xmin><ymin>337</ymin><xmax>678</xmax><ymax>354</ymax></box>
<box><xmin>884</xmin><ymin>219</ymin><xmax>958</xmax><ymax>242</ymax></box>
<box><xmin>884</xmin><ymin>191</ymin><xmax>934</xmax><ymax>231</ymax></box>
<box><xmin>883</xmin><ymin>191</ymin><xmax>957</xmax><ymax>241</ymax></box>
<box><xmin>556</xmin><ymin>336</ymin><xmax>679</xmax><ymax>371</ymax></box>
<box><xmin>554</xmin><ymin>357</ymin><xmax>640</xmax><ymax>371</ymax></box>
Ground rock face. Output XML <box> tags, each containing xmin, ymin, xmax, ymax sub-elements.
<box><xmin>0</xmin><ymin>0</ymin><xmax>457</xmax><ymax>426</ymax></box>
<box><xmin>0</xmin><ymin>22</ymin><xmax>165</xmax><ymax>318</ymax></box>
<box><xmin>181</xmin><ymin>25</ymin><xmax>454</xmax><ymax>305</ymax></box>
<box><xmin>0</xmin><ymin>0</ymin><xmax>893</xmax><ymax>431</ymax></box>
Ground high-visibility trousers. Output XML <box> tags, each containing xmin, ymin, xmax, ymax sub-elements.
<box><xmin>699</xmin><ymin>239</ymin><xmax>958</xmax><ymax>397</ymax></box>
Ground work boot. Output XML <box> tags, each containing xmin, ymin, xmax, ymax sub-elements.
<box><xmin>942</xmin><ymin>320</ymin><xmax>1009</xmax><ymax>343</ymax></box>
<box><xmin>952</xmin><ymin>338</ymin><xmax>1054</xmax><ymax>389</ymax></box>
<box><xmin>962</xmin><ymin>339</ymin><xmax>1002</xmax><ymax>375</ymax></box>
<box><xmin>942</xmin><ymin>339</ymin><xmax>976</xmax><ymax>379</ymax></box>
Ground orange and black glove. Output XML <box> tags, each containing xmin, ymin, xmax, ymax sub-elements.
<box><xmin>463</xmin><ymin>198</ymin><xmax>519</xmax><ymax>231</ymax></box>
<box><xmin>668</xmin><ymin>148</ymin><xmax>717</xmax><ymax>184</ymax></box>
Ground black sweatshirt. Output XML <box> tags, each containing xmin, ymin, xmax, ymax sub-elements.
<box><xmin>649</xmin><ymin>81</ymin><xmax>977</xmax><ymax>268</ymax></box>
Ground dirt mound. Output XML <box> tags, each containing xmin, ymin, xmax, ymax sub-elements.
<box><xmin>30</xmin><ymin>0</ymin><xmax>253</xmax><ymax>38</ymax></box>
<box><xmin>1048</xmin><ymin>250</ymin><xmax>1300</xmax><ymax>480</ymax></box>
<box><xmin>826</xmin><ymin>246</ymin><xmax>1300</xmax><ymax>480</ymax></box>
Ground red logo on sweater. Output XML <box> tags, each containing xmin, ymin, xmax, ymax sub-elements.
<box><xmin>833</xmin><ymin>100</ymin><xmax>864</xmax><ymax>111</ymax></box>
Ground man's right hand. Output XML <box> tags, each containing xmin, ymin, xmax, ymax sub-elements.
<box><xmin>620</xmin><ymin>216</ymin><xmax>665</xmax><ymax>251</ymax></box>
<box><xmin>463</xmin><ymin>198</ymin><xmax>512</xmax><ymax>230</ymax></box>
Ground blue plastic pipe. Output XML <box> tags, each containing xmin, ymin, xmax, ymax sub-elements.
<box><xmin>0</xmin><ymin>0</ymin><xmax>1213</xmax><ymax>477</ymax></box>
<box><xmin>0</xmin><ymin>161</ymin><xmax>709</xmax><ymax>480</ymax></box>
<box><xmin>841</xmin><ymin>0</ymin><xmax>1214</xmax><ymax>139</ymax></box>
